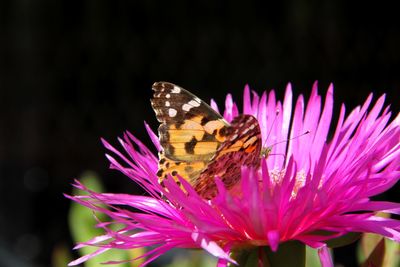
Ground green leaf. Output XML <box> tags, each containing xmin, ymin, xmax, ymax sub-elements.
<box><xmin>357</xmin><ymin>232</ymin><xmax>400</xmax><ymax>267</ymax></box>
<box><xmin>305</xmin><ymin>246</ymin><xmax>322</xmax><ymax>267</ymax></box>
<box><xmin>383</xmin><ymin>237</ymin><xmax>400</xmax><ymax>267</ymax></box>
<box><xmin>69</xmin><ymin>172</ymin><xmax>106</xmax><ymax>246</ymax></box>
<box><xmin>163</xmin><ymin>249</ymin><xmax>217</xmax><ymax>267</ymax></box>
<box><xmin>361</xmin><ymin>238</ymin><xmax>385</xmax><ymax>267</ymax></box>
<box><xmin>68</xmin><ymin>172</ymin><xmax>144</xmax><ymax>267</ymax></box>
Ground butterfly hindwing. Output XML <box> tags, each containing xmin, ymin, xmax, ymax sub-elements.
<box><xmin>194</xmin><ymin>115</ymin><xmax>262</xmax><ymax>199</ymax></box>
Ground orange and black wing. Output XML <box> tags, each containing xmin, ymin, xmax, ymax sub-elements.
<box><xmin>151</xmin><ymin>82</ymin><xmax>229</xmax><ymax>184</ymax></box>
<box><xmin>194</xmin><ymin>114</ymin><xmax>262</xmax><ymax>199</ymax></box>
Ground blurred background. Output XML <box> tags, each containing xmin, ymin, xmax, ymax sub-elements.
<box><xmin>1</xmin><ymin>1</ymin><xmax>399</xmax><ymax>266</ymax></box>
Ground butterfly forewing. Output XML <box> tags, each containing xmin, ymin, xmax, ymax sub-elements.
<box><xmin>151</xmin><ymin>82</ymin><xmax>229</xmax><ymax>182</ymax></box>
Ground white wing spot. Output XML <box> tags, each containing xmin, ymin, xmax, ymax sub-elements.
<box><xmin>171</xmin><ymin>86</ymin><xmax>181</xmax><ymax>93</ymax></box>
<box><xmin>165</xmin><ymin>101</ymin><xmax>170</xmax><ymax>107</ymax></box>
<box><xmin>194</xmin><ymin>97</ymin><xmax>201</xmax><ymax>103</ymax></box>
<box><xmin>188</xmin><ymin>100</ymin><xmax>201</xmax><ymax>107</ymax></box>
<box><xmin>166</xmin><ymin>94</ymin><xmax>170</xmax><ymax>98</ymax></box>
<box><xmin>168</xmin><ymin>108</ymin><xmax>177</xmax><ymax>117</ymax></box>
<box><xmin>230</xmin><ymin>134</ymin><xmax>238</xmax><ymax>141</ymax></box>
<box><xmin>249</xmin><ymin>124</ymin><xmax>256</xmax><ymax>130</ymax></box>
<box><xmin>182</xmin><ymin>104</ymin><xmax>192</xmax><ymax>112</ymax></box>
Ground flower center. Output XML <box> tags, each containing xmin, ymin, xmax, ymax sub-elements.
<box><xmin>268</xmin><ymin>169</ymin><xmax>307</xmax><ymax>199</ymax></box>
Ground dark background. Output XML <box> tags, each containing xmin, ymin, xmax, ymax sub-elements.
<box><xmin>1</xmin><ymin>1</ymin><xmax>399</xmax><ymax>266</ymax></box>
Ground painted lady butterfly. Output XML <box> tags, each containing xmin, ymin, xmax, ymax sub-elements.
<box><xmin>151</xmin><ymin>82</ymin><xmax>262</xmax><ymax>199</ymax></box>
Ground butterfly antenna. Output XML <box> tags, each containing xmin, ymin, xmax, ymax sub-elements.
<box><xmin>262</xmin><ymin>109</ymin><xmax>280</xmax><ymax>149</ymax></box>
<box><xmin>261</xmin><ymin>127</ymin><xmax>310</xmax><ymax>158</ymax></box>
<box><xmin>270</xmin><ymin>130</ymin><xmax>311</xmax><ymax>147</ymax></box>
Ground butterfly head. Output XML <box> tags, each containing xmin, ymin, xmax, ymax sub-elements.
<box><xmin>260</xmin><ymin>146</ymin><xmax>272</xmax><ymax>158</ymax></box>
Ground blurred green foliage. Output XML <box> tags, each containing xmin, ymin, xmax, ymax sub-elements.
<box><xmin>356</xmin><ymin>213</ymin><xmax>400</xmax><ymax>267</ymax></box>
<box><xmin>52</xmin><ymin>172</ymin><xmax>145</xmax><ymax>267</ymax></box>
<box><xmin>357</xmin><ymin>232</ymin><xmax>400</xmax><ymax>267</ymax></box>
<box><xmin>162</xmin><ymin>249</ymin><xmax>217</xmax><ymax>267</ymax></box>
<box><xmin>69</xmin><ymin>171</ymin><xmax>144</xmax><ymax>267</ymax></box>
<box><xmin>305</xmin><ymin>246</ymin><xmax>322</xmax><ymax>267</ymax></box>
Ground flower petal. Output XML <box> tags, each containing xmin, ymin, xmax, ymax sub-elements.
<box><xmin>318</xmin><ymin>245</ymin><xmax>334</xmax><ymax>267</ymax></box>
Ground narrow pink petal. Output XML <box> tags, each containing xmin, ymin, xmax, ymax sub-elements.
<box><xmin>251</xmin><ymin>90</ymin><xmax>260</xmax><ymax>117</ymax></box>
<box><xmin>210</xmin><ymin>98</ymin><xmax>220</xmax><ymax>113</ymax></box>
<box><xmin>144</xmin><ymin>121</ymin><xmax>161</xmax><ymax>151</ymax></box>
<box><xmin>216</xmin><ymin>243</ymin><xmax>233</xmax><ymax>267</ymax></box>
<box><xmin>349</xmin><ymin>201</ymin><xmax>400</xmax><ymax>215</ymax></box>
<box><xmin>326</xmin><ymin>103</ymin><xmax>346</xmax><ymax>165</ymax></box>
<box><xmin>387</xmin><ymin>111</ymin><xmax>400</xmax><ymax>130</ymax></box>
<box><xmin>258</xmin><ymin>91</ymin><xmax>268</xmax><ymax>143</ymax></box>
<box><xmin>296</xmin><ymin>231</ymin><xmax>343</xmax><ymax>244</ymax></box>
<box><xmin>311</xmin><ymin>84</ymin><xmax>333</xmax><ymax>164</ymax></box>
<box><xmin>280</xmin><ymin>83</ymin><xmax>293</xmax><ymax>163</ymax></box>
<box><xmin>213</xmin><ymin>177</ymin><xmax>228</xmax><ymax>203</ymax></box>
<box><xmin>243</xmin><ymin>84</ymin><xmax>252</xmax><ymax>114</ymax></box>
<box><xmin>301</xmin><ymin>82</ymin><xmax>321</xmax><ymax>170</ymax></box>
<box><xmin>216</xmin><ymin>259</ymin><xmax>229</xmax><ymax>267</ymax></box>
<box><xmin>191</xmin><ymin>232</ymin><xmax>237</xmax><ymax>264</ymax></box>
<box><xmin>326</xmin><ymin>215</ymin><xmax>400</xmax><ymax>241</ymax></box>
<box><xmin>266</xmin><ymin>90</ymin><xmax>277</xmax><ymax>143</ymax></box>
<box><xmin>267</xmin><ymin>230</ymin><xmax>280</xmax><ymax>252</ymax></box>
<box><xmin>231</xmin><ymin>102</ymin><xmax>239</xmax><ymax>119</ymax></box>
<box><xmin>287</xmin><ymin>95</ymin><xmax>304</xmax><ymax>168</ymax></box>
<box><xmin>71</xmin><ymin>232</ymin><xmax>111</xmax><ymax>249</ymax></box>
<box><xmin>297</xmin><ymin>239</ymin><xmax>326</xmax><ymax>249</ymax></box>
<box><xmin>364</xmin><ymin>94</ymin><xmax>386</xmax><ymax>130</ymax></box>
<box><xmin>318</xmin><ymin>245</ymin><xmax>334</xmax><ymax>267</ymax></box>
<box><xmin>343</xmin><ymin>93</ymin><xmax>372</xmax><ymax>128</ymax></box>
<box><xmin>68</xmin><ymin>247</ymin><xmax>110</xmax><ymax>266</ymax></box>
<box><xmin>224</xmin><ymin>94</ymin><xmax>235</xmax><ymax>122</ymax></box>
<box><xmin>241</xmin><ymin>167</ymin><xmax>264</xmax><ymax>236</ymax></box>
<box><xmin>269</xmin><ymin>102</ymin><xmax>284</xmax><ymax>168</ymax></box>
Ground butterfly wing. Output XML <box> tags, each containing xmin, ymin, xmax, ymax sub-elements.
<box><xmin>151</xmin><ymin>82</ymin><xmax>229</xmax><ymax>183</ymax></box>
<box><xmin>194</xmin><ymin>114</ymin><xmax>262</xmax><ymax>199</ymax></box>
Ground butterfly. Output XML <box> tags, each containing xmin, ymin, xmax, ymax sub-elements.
<box><xmin>151</xmin><ymin>82</ymin><xmax>263</xmax><ymax>199</ymax></box>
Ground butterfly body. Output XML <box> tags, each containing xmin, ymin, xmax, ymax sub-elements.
<box><xmin>151</xmin><ymin>82</ymin><xmax>262</xmax><ymax>199</ymax></box>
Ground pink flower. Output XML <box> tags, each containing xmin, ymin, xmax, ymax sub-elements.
<box><xmin>67</xmin><ymin>82</ymin><xmax>400</xmax><ymax>267</ymax></box>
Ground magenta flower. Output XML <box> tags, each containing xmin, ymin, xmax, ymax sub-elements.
<box><xmin>67</xmin><ymin>82</ymin><xmax>400</xmax><ymax>267</ymax></box>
